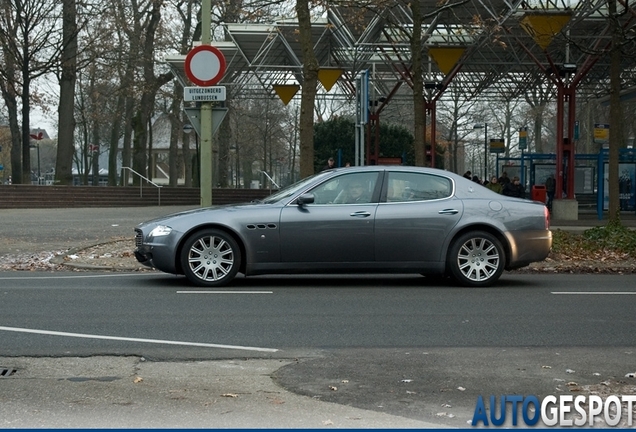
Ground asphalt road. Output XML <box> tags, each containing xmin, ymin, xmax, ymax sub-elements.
<box><xmin>2</xmin><ymin>272</ymin><xmax>636</xmax><ymax>356</ymax></box>
<box><xmin>1</xmin><ymin>271</ymin><xmax>636</xmax><ymax>427</ymax></box>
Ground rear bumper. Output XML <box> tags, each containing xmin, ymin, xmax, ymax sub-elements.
<box><xmin>505</xmin><ymin>229</ymin><xmax>552</xmax><ymax>269</ymax></box>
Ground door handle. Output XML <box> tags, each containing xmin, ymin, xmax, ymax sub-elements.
<box><xmin>438</xmin><ymin>209</ymin><xmax>459</xmax><ymax>215</ymax></box>
<box><xmin>350</xmin><ymin>211</ymin><xmax>371</xmax><ymax>217</ymax></box>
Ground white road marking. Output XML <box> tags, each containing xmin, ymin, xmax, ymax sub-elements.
<box><xmin>0</xmin><ymin>326</ymin><xmax>278</xmax><ymax>353</ymax></box>
<box><xmin>177</xmin><ymin>291</ymin><xmax>273</xmax><ymax>294</ymax></box>
<box><xmin>551</xmin><ymin>292</ymin><xmax>636</xmax><ymax>295</ymax></box>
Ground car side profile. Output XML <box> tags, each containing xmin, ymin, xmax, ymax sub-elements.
<box><xmin>134</xmin><ymin>166</ymin><xmax>552</xmax><ymax>287</ymax></box>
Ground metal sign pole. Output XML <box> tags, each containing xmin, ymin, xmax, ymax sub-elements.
<box><xmin>200</xmin><ymin>0</ymin><xmax>213</xmax><ymax>207</ymax></box>
<box><xmin>355</xmin><ymin>71</ymin><xmax>368</xmax><ymax>166</ymax></box>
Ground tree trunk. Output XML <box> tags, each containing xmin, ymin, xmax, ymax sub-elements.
<box><xmin>410</xmin><ymin>0</ymin><xmax>425</xmax><ymax>166</ymax></box>
<box><xmin>55</xmin><ymin>0</ymin><xmax>77</xmax><ymax>186</ymax></box>
<box><xmin>169</xmin><ymin>89</ymin><xmax>181</xmax><ymax>187</ymax></box>
<box><xmin>0</xmin><ymin>43</ymin><xmax>21</xmax><ymax>184</ymax></box>
<box><xmin>217</xmin><ymin>102</ymin><xmax>232</xmax><ymax>187</ymax></box>
<box><xmin>21</xmin><ymin>54</ymin><xmax>31</xmax><ymax>183</ymax></box>
<box><xmin>608</xmin><ymin>0</ymin><xmax>622</xmax><ymax>223</ymax></box>
<box><xmin>108</xmin><ymin>91</ymin><xmax>125</xmax><ymax>186</ymax></box>
<box><xmin>296</xmin><ymin>0</ymin><xmax>319</xmax><ymax>179</ymax></box>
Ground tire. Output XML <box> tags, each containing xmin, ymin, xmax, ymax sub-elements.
<box><xmin>448</xmin><ymin>231</ymin><xmax>505</xmax><ymax>287</ymax></box>
<box><xmin>180</xmin><ymin>229</ymin><xmax>241</xmax><ymax>287</ymax></box>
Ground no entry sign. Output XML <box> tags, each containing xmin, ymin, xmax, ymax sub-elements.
<box><xmin>184</xmin><ymin>45</ymin><xmax>227</xmax><ymax>87</ymax></box>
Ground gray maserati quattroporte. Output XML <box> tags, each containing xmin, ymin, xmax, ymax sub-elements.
<box><xmin>135</xmin><ymin>166</ymin><xmax>552</xmax><ymax>287</ymax></box>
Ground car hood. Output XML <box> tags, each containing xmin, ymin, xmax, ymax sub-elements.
<box><xmin>136</xmin><ymin>202</ymin><xmax>271</xmax><ymax>228</ymax></box>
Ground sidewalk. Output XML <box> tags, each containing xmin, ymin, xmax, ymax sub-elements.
<box><xmin>0</xmin><ymin>356</ymin><xmax>446</xmax><ymax>428</ymax></box>
<box><xmin>550</xmin><ymin>210</ymin><xmax>636</xmax><ymax>231</ymax></box>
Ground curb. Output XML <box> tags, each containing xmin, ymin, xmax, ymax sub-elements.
<box><xmin>50</xmin><ymin>239</ymin><xmax>148</xmax><ymax>272</ymax></box>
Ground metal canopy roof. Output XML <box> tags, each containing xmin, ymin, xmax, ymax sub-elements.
<box><xmin>164</xmin><ymin>0</ymin><xmax>636</xmax><ymax>105</ymax></box>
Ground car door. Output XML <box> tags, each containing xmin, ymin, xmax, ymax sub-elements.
<box><xmin>279</xmin><ymin>171</ymin><xmax>381</xmax><ymax>263</ymax></box>
<box><xmin>375</xmin><ymin>171</ymin><xmax>462</xmax><ymax>264</ymax></box>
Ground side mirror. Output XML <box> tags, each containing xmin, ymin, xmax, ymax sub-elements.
<box><xmin>296</xmin><ymin>193</ymin><xmax>315</xmax><ymax>206</ymax></box>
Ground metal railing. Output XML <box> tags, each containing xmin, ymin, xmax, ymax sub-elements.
<box><xmin>260</xmin><ymin>170</ymin><xmax>280</xmax><ymax>194</ymax></box>
<box><xmin>121</xmin><ymin>167</ymin><xmax>162</xmax><ymax>206</ymax></box>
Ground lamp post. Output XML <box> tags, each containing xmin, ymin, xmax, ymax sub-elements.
<box><xmin>183</xmin><ymin>123</ymin><xmax>200</xmax><ymax>187</ymax></box>
<box><xmin>29</xmin><ymin>132</ymin><xmax>43</xmax><ymax>185</ymax></box>
<box><xmin>31</xmin><ymin>143</ymin><xmax>41</xmax><ymax>184</ymax></box>
<box><xmin>473</xmin><ymin>123</ymin><xmax>488</xmax><ymax>181</ymax></box>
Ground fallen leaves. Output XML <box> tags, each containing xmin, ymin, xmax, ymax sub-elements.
<box><xmin>0</xmin><ymin>238</ymin><xmax>147</xmax><ymax>272</ymax></box>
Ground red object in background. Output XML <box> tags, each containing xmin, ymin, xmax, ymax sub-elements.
<box><xmin>531</xmin><ymin>185</ymin><xmax>547</xmax><ymax>203</ymax></box>
<box><xmin>30</xmin><ymin>132</ymin><xmax>43</xmax><ymax>140</ymax></box>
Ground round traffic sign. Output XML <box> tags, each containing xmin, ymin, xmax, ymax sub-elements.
<box><xmin>184</xmin><ymin>45</ymin><xmax>226</xmax><ymax>87</ymax></box>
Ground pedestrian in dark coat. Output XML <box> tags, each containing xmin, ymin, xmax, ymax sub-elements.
<box><xmin>502</xmin><ymin>176</ymin><xmax>525</xmax><ymax>198</ymax></box>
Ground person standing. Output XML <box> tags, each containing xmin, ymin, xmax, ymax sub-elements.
<box><xmin>498</xmin><ymin>171</ymin><xmax>510</xmax><ymax>185</ymax></box>
<box><xmin>485</xmin><ymin>176</ymin><xmax>503</xmax><ymax>194</ymax></box>
<box><xmin>322</xmin><ymin>157</ymin><xmax>336</xmax><ymax>171</ymax></box>
<box><xmin>502</xmin><ymin>176</ymin><xmax>525</xmax><ymax>198</ymax></box>
<box><xmin>545</xmin><ymin>174</ymin><xmax>555</xmax><ymax>210</ymax></box>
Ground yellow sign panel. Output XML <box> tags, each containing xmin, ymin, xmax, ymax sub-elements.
<box><xmin>318</xmin><ymin>68</ymin><xmax>343</xmax><ymax>92</ymax></box>
<box><xmin>490</xmin><ymin>139</ymin><xmax>505</xmax><ymax>154</ymax></box>
<box><xmin>273</xmin><ymin>84</ymin><xmax>300</xmax><ymax>105</ymax></box>
<box><xmin>520</xmin><ymin>13</ymin><xmax>571</xmax><ymax>50</ymax></box>
<box><xmin>594</xmin><ymin>123</ymin><xmax>609</xmax><ymax>143</ymax></box>
<box><xmin>428</xmin><ymin>47</ymin><xmax>466</xmax><ymax>75</ymax></box>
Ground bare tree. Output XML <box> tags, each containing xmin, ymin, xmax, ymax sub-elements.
<box><xmin>437</xmin><ymin>87</ymin><xmax>477</xmax><ymax>173</ymax></box>
<box><xmin>523</xmin><ymin>84</ymin><xmax>553</xmax><ymax>154</ymax></box>
<box><xmin>0</xmin><ymin>0</ymin><xmax>60</xmax><ymax>183</ymax></box>
<box><xmin>0</xmin><ymin>1</ymin><xmax>21</xmax><ymax>183</ymax></box>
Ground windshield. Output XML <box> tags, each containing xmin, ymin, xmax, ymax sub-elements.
<box><xmin>261</xmin><ymin>172</ymin><xmax>330</xmax><ymax>204</ymax></box>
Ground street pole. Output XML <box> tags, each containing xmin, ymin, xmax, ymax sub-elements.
<box><xmin>484</xmin><ymin>123</ymin><xmax>488</xmax><ymax>181</ymax></box>
<box><xmin>473</xmin><ymin>123</ymin><xmax>488</xmax><ymax>181</ymax></box>
<box><xmin>200</xmin><ymin>0</ymin><xmax>213</xmax><ymax>207</ymax></box>
<box><xmin>36</xmin><ymin>143</ymin><xmax>41</xmax><ymax>184</ymax></box>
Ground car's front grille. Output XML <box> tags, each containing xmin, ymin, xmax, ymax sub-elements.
<box><xmin>135</xmin><ymin>229</ymin><xmax>143</xmax><ymax>248</ymax></box>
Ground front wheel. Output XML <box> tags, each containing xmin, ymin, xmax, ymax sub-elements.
<box><xmin>448</xmin><ymin>231</ymin><xmax>505</xmax><ymax>287</ymax></box>
<box><xmin>180</xmin><ymin>229</ymin><xmax>241</xmax><ymax>287</ymax></box>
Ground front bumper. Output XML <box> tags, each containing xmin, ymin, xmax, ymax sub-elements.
<box><xmin>134</xmin><ymin>228</ymin><xmax>180</xmax><ymax>274</ymax></box>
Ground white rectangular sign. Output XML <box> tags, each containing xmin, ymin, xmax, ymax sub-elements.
<box><xmin>184</xmin><ymin>86</ymin><xmax>226</xmax><ymax>102</ymax></box>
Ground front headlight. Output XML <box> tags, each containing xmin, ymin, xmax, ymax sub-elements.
<box><xmin>149</xmin><ymin>225</ymin><xmax>173</xmax><ymax>237</ymax></box>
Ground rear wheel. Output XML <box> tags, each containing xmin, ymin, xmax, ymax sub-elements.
<box><xmin>448</xmin><ymin>231</ymin><xmax>504</xmax><ymax>287</ymax></box>
<box><xmin>180</xmin><ymin>229</ymin><xmax>241</xmax><ymax>287</ymax></box>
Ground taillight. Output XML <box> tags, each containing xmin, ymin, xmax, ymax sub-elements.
<box><xmin>544</xmin><ymin>206</ymin><xmax>550</xmax><ymax>230</ymax></box>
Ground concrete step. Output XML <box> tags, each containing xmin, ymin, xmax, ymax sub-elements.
<box><xmin>0</xmin><ymin>186</ymin><xmax>273</xmax><ymax>209</ymax></box>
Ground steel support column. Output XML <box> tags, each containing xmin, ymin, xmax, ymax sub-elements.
<box><xmin>426</xmin><ymin>101</ymin><xmax>437</xmax><ymax>168</ymax></box>
<box><xmin>555</xmin><ymin>85</ymin><xmax>576</xmax><ymax>200</ymax></box>
<box><xmin>366</xmin><ymin>113</ymin><xmax>380</xmax><ymax>165</ymax></box>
